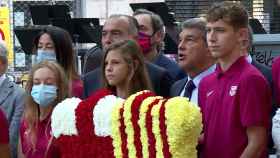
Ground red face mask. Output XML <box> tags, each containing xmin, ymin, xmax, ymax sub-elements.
<box><xmin>138</xmin><ymin>32</ymin><xmax>152</xmax><ymax>55</ymax></box>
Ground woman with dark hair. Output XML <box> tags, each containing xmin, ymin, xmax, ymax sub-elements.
<box><xmin>0</xmin><ymin>109</ymin><xmax>10</xmax><ymax>158</ymax></box>
<box><xmin>32</xmin><ymin>26</ymin><xmax>83</xmax><ymax>98</ymax></box>
<box><xmin>101</xmin><ymin>39</ymin><xmax>153</xmax><ymax>98</ymax></box>
<box><xmin>18</xmin><ymin>61</ymin><xmax>69</xmax><ymax>158</ymax></box>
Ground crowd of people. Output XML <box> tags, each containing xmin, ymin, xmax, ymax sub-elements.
<box><xmin>0</xmin><ymin>1</ymin><xmax>279</xmax><ymax>158</ymax></box>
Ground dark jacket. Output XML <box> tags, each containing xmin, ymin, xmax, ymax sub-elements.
<box><xmin>170</xmin><ymin>77</ymin><xmax>188</xmax><ymax>97</ymax></box>
<box><xmin>153</xmin><ymin>53</ymin><xmax>186</xmax><ymax>81</ymax></box>
<box><xmin>82</xmin><ymin>46</ymin><xmax>103</xmax><ymax>74</ymax></box>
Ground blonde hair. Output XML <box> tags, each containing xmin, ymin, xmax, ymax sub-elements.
<box><xmin>23</xmin><ymin>61</ymin><xmax>69</xmax><ymax>154</ymax></box>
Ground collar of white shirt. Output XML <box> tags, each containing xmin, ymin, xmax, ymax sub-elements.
<box><xmin>246</xmin><ymin>54</ymin><xmax>252</xmax><ymax>64</ymax></box>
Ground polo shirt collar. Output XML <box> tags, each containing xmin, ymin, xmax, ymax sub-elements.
<box><xmin>216</xmin><ymin>56</ymin><xmax>247</xmax><ymax>78</ymax></box>
<box><xmin>188</xmin><ymin>64</ymin><xmax>216</xmax><ymax>87</ymax></box>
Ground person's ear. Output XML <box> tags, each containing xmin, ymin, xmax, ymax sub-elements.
<box><xmin>153</xmin><ymin>30</ymin><xmax>163</xmax><ymax>43</ymax></box>
<box><xmin>237</xmin><ymin>28</ymin><xmax>248</xmax><ymax>43</ymax></box>
<box><xmin>235</xmin><ymin>28</ymin><xmax>248</xmax><ymax>50</ymax></box>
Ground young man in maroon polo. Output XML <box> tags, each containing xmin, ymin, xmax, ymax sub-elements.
<box><xmin>198</xmin><ymin>1</ymin><xmax>271</xmax><ymax>158</ymax></box>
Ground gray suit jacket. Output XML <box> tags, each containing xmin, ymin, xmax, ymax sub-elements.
<box><xmin>0</xmin><ymin>77</ymin><xmax>25</xmax><ymax>158</ymax></box>
<box><xmin>82</xmin><ymin>46</ymin><xmax>103</xmax><ymax>74</ymax></box>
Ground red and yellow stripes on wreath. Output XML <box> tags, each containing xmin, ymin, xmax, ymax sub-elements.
<box><xmin>139</xmin><ymin>96</ymin><xmax>162</xmax><ymax>158</ymax></box>
<box><xmin>111</xmin><ymin>90</ymin><xmax>202</xmax><ymax>158</ymax></box>
<box><xmin>111</xmin><ymin>99</ymin><xmax>124</xmax><ymax>158</ymax></box>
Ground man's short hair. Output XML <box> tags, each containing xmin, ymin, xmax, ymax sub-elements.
<box><xmin>108</xmin><ymin>14</ymin><xmax>139</xmax><ymax>36</ymax></box>
<box><xmin>181</xmin><ymin>18</ymin><xmax>207</xmax><ymax>42</ymax></box>
<box><xmin>206</xmin><ymin>1</ymin><xmax>249</xmax><ymax>30</ymax></box>
<box><xmin>133</xmin><ymin>9</ymin><xmax>164</xmax><ymax>34</ymax></box>
<box><xmin>0</xmin><ymin>40</ymin><xmax>8</xmax><ymax>65</ymax></box>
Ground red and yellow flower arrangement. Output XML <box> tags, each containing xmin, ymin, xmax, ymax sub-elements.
<box><xmin>51</xmin><ymin>89</ymin><xmax>202</xmax><ymax>158</ymax></box>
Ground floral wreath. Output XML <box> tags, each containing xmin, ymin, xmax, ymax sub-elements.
<box><xmin>51</xmin><ymin>89</ymin><xmax>202</xmax><ymax>158</ymax></box>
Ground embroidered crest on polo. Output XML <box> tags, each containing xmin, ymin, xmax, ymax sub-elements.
<box><xmin>229</xmin><ymin>85</ymin><xmax>238</xmax><ymax>96</ymax></box>
<box><xmin>207</xmin><ymin>90</ymin><xmax>214</xmax><ymax>97</ymax></box>
<box><xmin>93</xmin><ymin>95</ymin><xmax>124</xmax><ymax>136</ymax></box>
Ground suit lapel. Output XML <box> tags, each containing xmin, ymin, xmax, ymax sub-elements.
<box><xmin>0</xmin><ymin>78</ymin><xmax>13</xmax><ymax>105</ymax></box>
<box><xmin>176</xmin><ymin>78</ymin><xmax>188</xmax><ymax>96</ymax></box>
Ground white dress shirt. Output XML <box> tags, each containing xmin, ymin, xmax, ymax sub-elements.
<box><xmin>180</xmin><ymin>65</ymin><xmax>216</xmax><ymax>105</ymax></box>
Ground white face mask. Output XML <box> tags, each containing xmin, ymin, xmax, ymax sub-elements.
<box><xmin>36</xmin><ymin>49</ymin><xmax>57</xmax><ymax>63</ymax></box>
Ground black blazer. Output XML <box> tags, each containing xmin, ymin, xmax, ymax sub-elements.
<box><xmin>169</xmin><ymin>77</ymin><xmax>188</xmax><ymax>97</ymax></box>
<box><xmin>82</xmin><ymin>62</ymin><xmax>174</xmax><ymax>98</ymax></box>
<box><xmin>251</xmin><ymin>59</ymin><xmax>276</xmax><ymax>153</ymax></box>
<box><xmin>252</xmin><ymin>59</ymin><xmax>272</xmax><ymax>86</ymax></box>
<box><xmin>154</xmin><ymin>53</ymin><xmax>186</xmax><ymax>81</ymax></box>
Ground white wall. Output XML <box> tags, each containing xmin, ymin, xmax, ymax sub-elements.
<box><xmin>83</xmin><ymin>0</ymin><xmax>164</xmax><ymax>24</ymax></box>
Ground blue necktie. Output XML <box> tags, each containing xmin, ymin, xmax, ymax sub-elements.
<box><xmin>184</xmin><ymin>80</ymin><xmax>196</xmax><ymax>99</ymax></box>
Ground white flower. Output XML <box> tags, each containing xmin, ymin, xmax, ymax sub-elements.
<box><xmin>93</xmin><ymin>95</ymin><xmax>124</xmax><ymax>136</ymax></box>
<box><xmin>273</xmin><ymin>108</ymin><xmax>280</xmax><ymax>154</ymax></box>
<box><xmin>51</xmin><ymin>97</ymin><xmax>81</xmax><ymax>138</ymax></box>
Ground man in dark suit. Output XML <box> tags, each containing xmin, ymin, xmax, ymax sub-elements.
<box><xmin>83</xmin><ymin>14</ymin><xmax>173</xmax><ymax>98</ymax></box>
<box><xmin>133</xmin><ymin>9</ymin><xmax>186</xmax><ymax>81</ymax></box>
<box><xmin>170</xmin><ymin>18</ymin><xmax>215</xmax><ymax>105</ymax></box>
